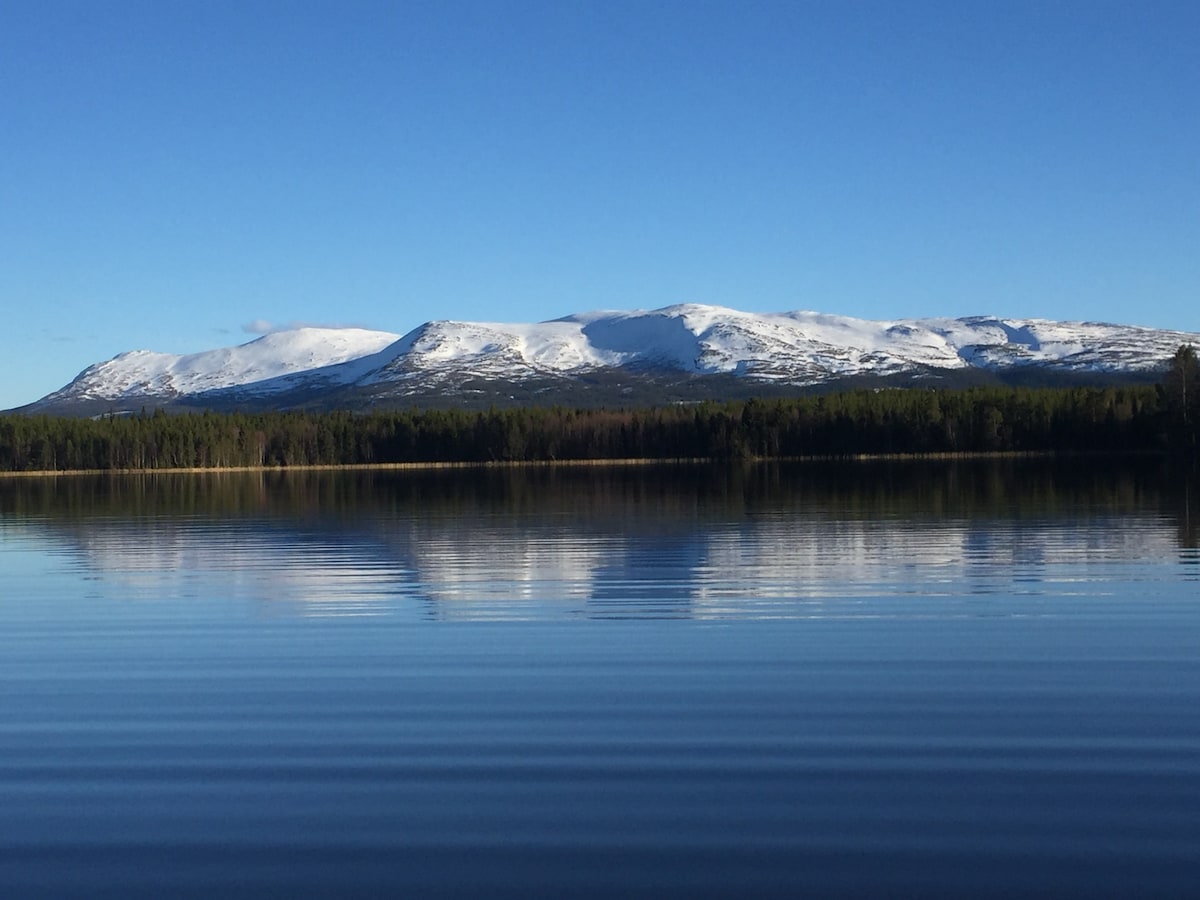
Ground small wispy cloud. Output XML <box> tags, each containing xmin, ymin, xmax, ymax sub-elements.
<box><xmin>243</xmin><ymin>319</ymin><xmax>276</xmax><ymax>335</ymax></box>
<box><xmin>242</xmin><ymin>319</ymin><xmax>374</xmax><ymax>335</ymax></box>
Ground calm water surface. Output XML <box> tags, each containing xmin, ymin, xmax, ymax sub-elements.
<box><xmin>1</xmin><ymin>461</ymin><xmax>1198</xmax><ymax>898</ymax></box>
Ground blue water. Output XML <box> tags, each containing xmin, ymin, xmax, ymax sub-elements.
<box><xmin>1</xmin><ymin>463</ymin><xmax>1198</xmax><ymax>897</ymax></box>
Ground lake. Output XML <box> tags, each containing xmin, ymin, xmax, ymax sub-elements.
<box><xmin>1</xmin><ymin>460</ymin><xmax>1198</xmax><ymax>898</ymax></box>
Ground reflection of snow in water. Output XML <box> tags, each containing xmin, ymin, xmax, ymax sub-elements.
<box><xmin>31</xmin><ymin>509</ymin><xmax>1185</xmax><ymax>622</ymax></box>
<box><xmin>403</xmin><ymin>525</ymin><xmax>617</xmax><ymax>620</ymax></box>
<box><xmin>688</xmin><ymin>516</ymin><xmax>1179</xmax><ymax>618</ymax></box>
<box><xmin>61</xmin><ymin>521</ymin><xmax>413</xmax><ymax>618</ymax></box>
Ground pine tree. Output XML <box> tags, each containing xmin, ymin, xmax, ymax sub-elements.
<box><xmin>1161</xmin><ymin>345</ymin><xmax>1199</xmax><ymax>454</ymax></box>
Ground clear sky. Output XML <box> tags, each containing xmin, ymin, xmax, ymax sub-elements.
<box><xmin>2</xmin><ymin>0</ymin><xmax>1198</xmax><ymax>409</ymax></box>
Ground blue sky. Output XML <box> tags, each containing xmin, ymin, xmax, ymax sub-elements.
<box><xmin>2</xmin><ymin>0</ymin><xmax>1197</xmax><ymax>409</ymax></box>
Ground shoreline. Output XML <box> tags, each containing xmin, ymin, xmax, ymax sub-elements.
<box><xmin>0</xmin><ymin>449</ymin><xmax>1158</xmax><ymax>478</ymax></box>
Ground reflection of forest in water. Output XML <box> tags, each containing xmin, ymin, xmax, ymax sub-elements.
<box><xmin>3</xmin><ymin>457</ymin><xmax>1196</xmax><ymax>549</ymax></box>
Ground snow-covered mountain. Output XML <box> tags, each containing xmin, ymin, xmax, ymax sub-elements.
<box><xmin>37</xmin><ymin>327</ymin><xmax>401</xmax><ymax>404</ymax></box>
<box><xmin>18</xmin><ymin>305</ymin><xmax>1200</xmax><ymax>415</ymax></box>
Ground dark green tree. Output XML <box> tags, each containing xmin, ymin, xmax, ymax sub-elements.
<box><xmin>1160</xmin><ymin>344</ymin><xmax>1199</xmax><ymax>454</ymax></box>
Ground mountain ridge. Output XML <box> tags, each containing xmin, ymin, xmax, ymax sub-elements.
<box><xmin>14</xmin><ymin>304</ymin><xmax>1199</xmax><ymax>415</ymax></box>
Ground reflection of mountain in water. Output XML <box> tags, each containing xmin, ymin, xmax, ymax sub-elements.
<box><xmin>1</xmin><ymin>460</ymin><xmax>1191</xmax><ymax>620</ymax></box>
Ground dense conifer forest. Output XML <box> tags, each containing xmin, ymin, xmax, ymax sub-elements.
<box><xmin>2</xmin><ymin>365</ymin><xmax>1197</xmax><ymax>472</ymax></box>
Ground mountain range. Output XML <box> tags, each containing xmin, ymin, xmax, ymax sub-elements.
<box><xmin>16</xmin><ymin>304</ymin><xmax>1200</xmax><ymax>415</ymax></box>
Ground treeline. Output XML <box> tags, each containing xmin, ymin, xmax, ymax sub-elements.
<box><xmin>0</xmin><ymin>381</ymin><xmax>1193</xmax><ymax>472</ymax></box>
